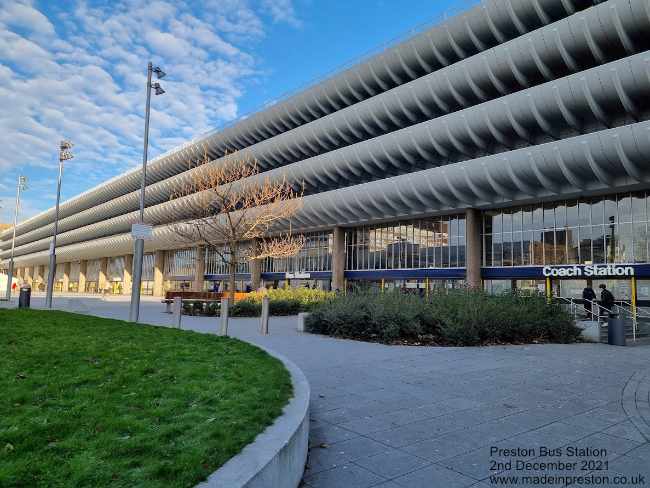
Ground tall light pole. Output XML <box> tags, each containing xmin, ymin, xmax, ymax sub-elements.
<box><xmin>129</xmin><ymin>62</ymin><xmax>166</xmax><ymax>323</ymax></box>
<box><xmin>4</xmin><ymin>175</ymin><xmax>27</xmax><ymax>300</ymax></box>
<box><xmin>45</xmin><ymin>140</ymin><xmax>74</xmax><ymax>308</ymax></box>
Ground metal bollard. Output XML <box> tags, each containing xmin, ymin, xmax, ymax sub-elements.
<box><xmin>173</xmin><ymin>297</ymin><xmax>182</xmax><ymax>329</ymax></box>
<box><xmin>220</xmin><ymin>298</ymin><xmax>229</xmax><ymax>336</ymax></box>
<box><xmin>260</xmin><ymin>296</ymin><xmax>270</xmax><ymax>335</ymax></box>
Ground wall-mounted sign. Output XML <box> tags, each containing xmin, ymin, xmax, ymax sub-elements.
<box><xmin>131</xmin><ymin>223</ymin><xmax>153</xmax><ymax>241</ymax></box>
<box><xmin>542</xmin><ymin>265</ymin><xmax>634</xmax><ymax>278</ymax></box>
<box><xmin>286</xmin><ymin>272</ymin><xmax>311</xmax><ymax>279</ymax></box>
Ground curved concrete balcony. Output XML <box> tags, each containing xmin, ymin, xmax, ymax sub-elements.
<box><xmin>6</xmin><ymin>119</ymin><xmax>650</xmax><ymax>265</ymax></box>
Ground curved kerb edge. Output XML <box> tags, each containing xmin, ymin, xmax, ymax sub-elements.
<box><xmin>196</xmin><ymin>346</ymin><xmax>310</xmax><ymax>488</ymax></box>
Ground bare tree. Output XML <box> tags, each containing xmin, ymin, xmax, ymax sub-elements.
<box><xmin>170</xmin><ymin>150</ymin><xmax>304</xmax><ymax>297</ymax></box>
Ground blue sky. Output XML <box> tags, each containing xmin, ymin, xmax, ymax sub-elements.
<box><xmin>0</xmin><ymin>0</ymin><xmax>475</xmax><ymax>223</ymax></box>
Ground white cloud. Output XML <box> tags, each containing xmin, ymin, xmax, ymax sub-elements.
<box><xmin>0</xmin><ymin>0</ymin><xmax>302</xmax><ymax>221</ymax></box>
<box><xmin>261</xmin><ymin>0</ymin><xmax>302</xmax><ymax>27</ymax></box>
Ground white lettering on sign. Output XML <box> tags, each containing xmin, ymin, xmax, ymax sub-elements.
<box><xmin>542</xmin><ymin>265</ymin><xmax>634</xmax><ymax>277</ymax></box>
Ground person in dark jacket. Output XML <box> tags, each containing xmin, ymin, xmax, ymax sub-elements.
<box><xmin>582</xmin><ymin>285</ymin><xmax>596</xmax><ymax>318</ymax></box>
<box><xmin>599</xmin><ymin>284</ymin><xmax>615</xmax><ymax>317</ymax></box>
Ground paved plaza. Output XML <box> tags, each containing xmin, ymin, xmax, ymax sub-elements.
<box><xmin>3</xmin><ymin>295</ymin><xmax>650</xmax><ymax>488</ymax></box>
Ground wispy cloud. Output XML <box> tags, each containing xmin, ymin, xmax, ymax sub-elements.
<box><xmin>0</xmin><ymin>0</ymin><xmax>301</xmax><ymax>221</ymax></box>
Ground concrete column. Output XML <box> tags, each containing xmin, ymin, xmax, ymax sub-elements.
<box><xmin>153</xmin><ymin>250</ymin><xmax>165</xmax><ymax>297</ymax></box>
<box><xmin>465</xmin><ymin>208</ymin><xmax>482</xmax><ymax>289</ymax></box>
<box><xmin>193</xmin><ymin>246</ymin><xmax>205</xmax><ymax>292</ymax></box>
<box><xmin>39</xmin><ymin>265</ymin><xmax>46</xmax><ymax>291</ymax></box>
<box><xmin>123</xmin><ymin>254</ymin><xmax>133</xmax><ymax>295</ymax></box>
<box><xmin>98</xmin><ymin>257</ymin><xmax>109</xmax><ymax>291</ymax></box>
<box><xmin>24</xmin><ymin>266</ymin><xmax>32</xmax><ymax>286</ymax></box>
<box><xmin>79</xmin><ymin>260</ymin><xmax>87</xmax><ymax>293</ymax></box>
<box><xmin>62</xmin><ymin>262</ymin><xmax>71</xmax><ymax>293</ymax></box>
<box><xmin>332</xmin><ymin>226</ymin><xmax>345</xmax><ymax>291</ymax></box>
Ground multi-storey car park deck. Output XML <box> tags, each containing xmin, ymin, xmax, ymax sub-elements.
<box><xmin>3</xmin><ymin>0</ymin><xmax>650</xmax><ymax>319</ymax></box>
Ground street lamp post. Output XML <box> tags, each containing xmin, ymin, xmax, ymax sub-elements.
<box><xmin>4</xmin><ymin>175</ymin><xmax>27</xmax><ymax>300</ymax></box>
<box><xmin>129</xmin><ymin>62</ymin><xmax>166</xmax><ymax>323</ymax></box>
<box><xmin>45</xmin><ymin>141</ymin><xmax>73</xmax><ymax>308</ymax></box>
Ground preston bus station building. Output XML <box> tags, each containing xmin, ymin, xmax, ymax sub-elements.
<box><xmin>3</xmin><ymin>0</ymin><xmax>650</xmax><ymax>308</ymax></box>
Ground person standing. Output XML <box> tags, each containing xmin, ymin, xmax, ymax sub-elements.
<box><xmin>582</xmin><ymin>285</ymin><xmax>596</xmax><ymax>318</ymax></box>
<box><xmin>599</xmin><ymin>284</ymin><xmax>615</xmax><ymax>317</ymax></box>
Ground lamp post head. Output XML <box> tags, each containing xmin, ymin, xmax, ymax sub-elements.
<box><xmin>59</xmin><ymin>140</ymin><xmax>74</xmax><ymax>162</ymax></box>
<box><xmin>152</xmin><ymin>82</ymin><xmax>165</xmax><ymax>96</ymax></box>
<box><xmin>153</xmin><ymin>66</ymin><xmax>166</xmax><ymax>79</ymax></box>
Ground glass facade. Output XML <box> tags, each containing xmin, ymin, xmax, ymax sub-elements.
<box><xmin>164</xmin><ymin>249</ymin><xmax>196</xmax><ymax>277</ymax></box>
<box><xmin>483</xmin><ymin>191</ymin><xmax>650</xmax><ymax>267</ymax></box>
<box><xmin>262</xmin><ymin>231</ymin><xmax>333</xmax><ymax>273</ymax></box>
<box><xmin>206</xmin><ymin>245</ymin><xmax>250</xmax><ymax>275</ymax></box>
<box><xmin>345</xmin><ymin>216</ymin><xmax>466</xmax><ymax>270</ymax></box>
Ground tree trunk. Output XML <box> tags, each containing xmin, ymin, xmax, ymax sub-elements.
<box><xmin>228</xmin><ymin>244</ymin><xmax>238</xmax><ymax>303</ymax></box>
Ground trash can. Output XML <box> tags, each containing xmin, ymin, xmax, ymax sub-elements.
<box><xmin>18</xmin><ymin>285</ymin><xmax>31</xmax><ymax>309</ymax></box>
<box><xmin>607</xmin><ymin>315</ymin><xmax>626</xmax><ymax>346</ymax></box>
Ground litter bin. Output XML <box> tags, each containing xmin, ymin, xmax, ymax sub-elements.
<box><xmin>607</xmin><ymin>315</ymin><xmax>626</xmax><ymax>346</ymax></box>
<box><xmin>18</xmin><ymin>285</ymin><xmax>31</xmax><ymax>309</ymax></box>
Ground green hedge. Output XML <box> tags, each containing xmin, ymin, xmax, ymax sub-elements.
<box><xmin>305</xmin><ymin>290</ymin><xmax>581</xmax><ymax>346</ymax></box>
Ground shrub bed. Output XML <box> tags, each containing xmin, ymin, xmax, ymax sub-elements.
<box><xmin>305</xmin><ymin>290</ymin><xmax>581</xmax><ymax>346</ymax></box>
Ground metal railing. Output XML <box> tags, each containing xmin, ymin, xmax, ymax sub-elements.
<box><xmin>555</xmin><ymin>296</ymin><xmax>639</xmax><ymax>342</ymax></box>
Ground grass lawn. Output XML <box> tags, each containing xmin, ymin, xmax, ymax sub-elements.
<box><xmin>0</xmin><ymin>309</ymin><xmax>292</xmax><ymax>487</ymax></box>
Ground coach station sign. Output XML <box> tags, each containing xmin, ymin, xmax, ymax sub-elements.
<box><xmin>542</xmin><ymin>265</ymin><xmax>635</xmax><ymax>278</ymax></box>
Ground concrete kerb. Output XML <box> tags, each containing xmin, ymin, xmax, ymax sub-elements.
<box><xmin>196</xmin><ymin>346</ymin><xmax>310</xmax><ymax>488</ymax></box>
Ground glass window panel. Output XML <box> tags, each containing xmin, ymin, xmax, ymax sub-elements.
<box><xmin>566</xmin><ymin>201</ymin><xmax>578</xmax><ymax>227</ymax></box>
<box><xmin>513</xmin><ymin>231</ymin><xmax>523</xmax><ymax>266</ymax></box>
<box><xmin>522</xmin><ymin>231</ymin><xmax>533</xmax><ymax>265</ymax></box>
<box><xmin>579</xmin><ymin>227</ymin><xmax>592</xmax><ymax>264</ymax></box>
<box><xmin>615</xmin><ymin>223</ymin><xmax>634</xmax><ymax>263</ymax></box>
<box><xmin>542</xmin><ymin>231</ymin><xmax>554</xmax><ymax>264</ymax></box>
<box><xmin>484</xmin><ymin>234</ymin><xmax>493</xmax><ymax>266</ymax></box>
<box><xmin>634</xmin><ymin>223</ymin><xmax>648</xmax><ymax>263</ymax></box>
<box><xmin>555</xmin><ymin>203</ymin><xmax>566</xmax><ymax>228</ymax></box>
<box><xmin>591</xmin><ymin>197</ymin><xmax>604</xmax><ymax>226</ymax></box>
<box><xmin>533</xmin><ymin>206</ymin><xmax>543</xmax><ymax>229</ymax></box>
<box><xmin>512</xmin><ymin>210</ymin><xmax>523</xmax><ymax>231</ymax></box>
<box><xmin>558</xmin><ymin>229</ymin><xmax>568</xmax><ymax>264</ymax></box>
<box><xmin>492</xmin><ymin>233</ymin><xmax>502</xmax><ymax>267</ymax></box>
<box><xmin>592</xmin><ymin>226</ymin><xmax>606</xmax><ymax>263</ymax></box>
<box><xmin>566</xmin><ymin>227</ymin><xmax>581</xmax><ymax>264</ymax></box>
<box><xmin>531</xmin><ymin>230</ymin><xmax>544</xmax><ymax>265</ymax></box>
<box><xmin>458</xmin><ymin>217</ymin><xmax>466</xmax><ymax>238</ymax></box>
<box><xmin>633</xmin><ymin>192</ymin><xmax>647</xmax><ymax>222</ymax></box>
<box><xmin>543</xmin><ymin>204</ymin><xmax>555</xmax><ymax>229</ymax></box>
<box><xmin>502</xmin><ymin>232</ymin><xmax>513</xmax><ymax>266</ymax></box>
<box><xmin>618</xmin><ymin>194</ymin><xmax>632</xmax><ymax>223</ymax></box>
<box><xmin>578</xmin><ymin>200</ymin><xmax>591</xmax><ymax>226</ymax></box>
<box><xmin>502</xmin><ymin>211</ymin><xmax>512</xmax><ymax>233</ymax></box>
<box><xmin>522</xmin><ymin>207</ymin><xmax>533</xmax><ymax>231</ymax></box>
<box><xmin>604</xmin><ymin>195</ymin><xmax>617</xmax><ymax>224</ymax></box>
<box><xmin>492</xmin><ymin>212</ymin><xmax>502</xmax><ymax>234</ymax></box>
